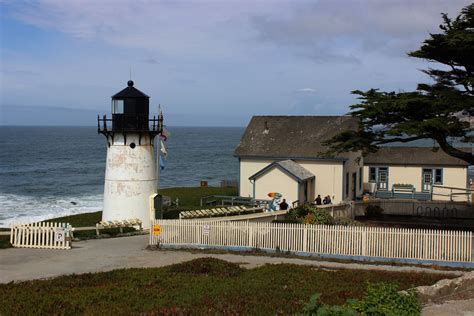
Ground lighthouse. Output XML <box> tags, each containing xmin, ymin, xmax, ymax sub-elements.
<box><xmin>98</xmin><ymin>80</ymin><xmax>162</xmax><ymax>229</ymax></box>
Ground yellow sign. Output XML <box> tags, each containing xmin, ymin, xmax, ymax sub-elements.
<box><xmin>153</xmin><ymin>224</ymin><xmax>161</xmax><ymax>236</ymax></box>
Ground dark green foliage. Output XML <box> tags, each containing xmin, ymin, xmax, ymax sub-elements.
<box><xmin>324</xmin><ymin>4</ymin><xmax>474</xmax><ymax>164</ymax></box>
<box><xmin>352</xmin><ymin>283</ymin><xmax>421</xmax><ymax>315</ymax></box>
<box><xmin>365</xmin><ymin>205</ymin><xmax>384</xmax><ymax>217</ymax></box>
<box><xmin>284</xmin><ymin>205</ymin><xmax>360</xmax><ymax>226</ymax></box>
<box><xmin>303</xmin><ymin>283</ymin><xmax>421</xmax><ymax>316</ymax></box>
<box><xmin>0</xmin><ymin>258</ymin><xmax>448</xmax><ymax>315</ymax></box>
<box><xmin>304</xmin><ymin>208</ymin><xmax>334</xmax><ymax>225</ymax></box>
<box><xmin>303</xmin><ymin>294</ymin><xmax>358</xmax><ymax>315</ymax></box>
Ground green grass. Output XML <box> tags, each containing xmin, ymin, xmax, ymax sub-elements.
<box><xmin>159</xmin><ymin>186</ymin><xmax>238</xmax><ymax>219</ymax></box>
<box><xmin>0</xmin><ymin>257</ymin><xmax>452</xmax><ymax>315</ymax></box>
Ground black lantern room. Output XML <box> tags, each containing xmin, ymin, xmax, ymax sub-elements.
<box><xmin>111</xmin><ymin>80</ymin><xmax>149</xmax><ymax>131</ymax></box>
<box><xmin>98</xmin><ymin>80</ymin><xmax>162</xmax><ymax>143</ymax></box>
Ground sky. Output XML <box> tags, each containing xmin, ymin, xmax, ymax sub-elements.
<box><xmin>0</xmin><ymin>0</ymin><xmax>472</xmax><ymax>126</ymax></box>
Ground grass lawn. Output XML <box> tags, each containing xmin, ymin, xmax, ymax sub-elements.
<box><xmin>159</xmin><ymin>186</ymin><xmax>238</xmax><ymax>219</ymax></box>
<box><xmin>0</xmin><ymin>257</ymin><xmax>452</xmax><ymax>315</ymax></box>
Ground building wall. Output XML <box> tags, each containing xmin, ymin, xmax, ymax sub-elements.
<box><xmin>239</xmin><ymin>158</ymin><xmax>347</xmax><ymax>204</ymax></box>
<box><xmin>363</xmin><ymin>165</ymin><xmax>468</xmax><ymax>201</ymax></box>
<box><xmin>254</xmin><ymin>168</ymin><xmax>299</xmax><ymax>204</ymax></box>
<box><xmin>239</xmin><ymin>158</ymin><xmax>274</xmax><ymax>198</ymax></box>
<box><xmin>341</xmin><ymin>151</ymin><xmax>364</xmax><ymax>201</ymax></box>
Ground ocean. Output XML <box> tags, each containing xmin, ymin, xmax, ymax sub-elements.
<box><xmin>0</xmin><ymin>126</ymin><xmax>244</xmax><ymax>227</ymax></box>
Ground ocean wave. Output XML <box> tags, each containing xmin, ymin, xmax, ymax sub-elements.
<box><xmin>0</xmin><ymin>193</ymin><xmax>103</xmax><ymax>227</ymax></box>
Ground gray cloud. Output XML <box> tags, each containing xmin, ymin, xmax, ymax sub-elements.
<box><xmin>251</xmin><ymin>0</ymin><xmax>472</xmax><ymax>62</ymax></box>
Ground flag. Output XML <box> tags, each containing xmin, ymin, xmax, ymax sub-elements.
<box><xmin>160</xmin><ymin>156</ymin><xmax>165</xmax><ymax>170</ymax></box>
<box><xmin>160</xmin><ymin>140</ymin><xmax>168</xmax><ymax>158</ymax></box>
<box><xmin>160</xmin><ymin>128</ymin><xmax>171</xmax><ymax>141</ymax></box>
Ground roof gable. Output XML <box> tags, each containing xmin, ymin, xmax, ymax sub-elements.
<box><xmin>249</xmin><ymin>159</ymin><xmax>315</xmax><ymax>182</ymax></box>
<box><xmin>234</xmin><ymin>116</ymin><xmax>358</xmax><ymax>159</ymax></box>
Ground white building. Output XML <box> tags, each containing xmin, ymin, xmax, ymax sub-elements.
<box><xmin>234</xmin><ymin>116</ymin><xmax>363</xmax><ymax>205</ymax></box>
<box><xmin>235</xmin><ymin>116</ymin><xmax>471</xmax><ymax>204</ymax></box>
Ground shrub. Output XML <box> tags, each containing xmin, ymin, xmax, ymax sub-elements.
<box><xmin>365</xmin><ymin>205</ymin><xmax>384</xmax><ymax>217</ymax></box>
<box><xmin>303</xmin><ymin>282</ymin><xmax>421</xmax><ymax>315</ymax></box>
<box><xmin>311</xmin><ymin>208</ymin><xmax>334</xmax><ymax>225</ymax></box>
<box><xmin>294</xmin><ymin>204</ymin><xmax>313</xmax><ymax>218</ymax></box>
<box><xmin>351</xmin><ymin>282</ymin><xmax>420</xmax><ymax>315</ymax></box>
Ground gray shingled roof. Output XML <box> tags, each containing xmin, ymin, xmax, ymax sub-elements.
<box><xmin>249</xmin><ymin>159</ymin><xmax>315</xmax><ymax>182</ymax></box>
<box><xmin>234</xmin><ymin>116</ymin><xmax>358</xmax><ymax>159</ymax></box>
<box><xmin>364</xmin><ymin>147</ymin><xmax>470</xmax><ymax>167</ymax></box>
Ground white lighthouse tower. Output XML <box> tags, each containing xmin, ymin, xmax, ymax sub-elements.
<box><xmin>98</xmin><ymin>80</ymin><xmax>163</xmax><ymax>229</ymax></box>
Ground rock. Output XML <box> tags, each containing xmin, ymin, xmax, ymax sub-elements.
<box><xmin>416</xmin><ymin>271</ymin><xmax>474</xmax><ymax>303</ymax></box>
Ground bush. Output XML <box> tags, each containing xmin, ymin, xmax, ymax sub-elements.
<box><xmin>303</xmin><ymin>282</ymin><xmax>420</xmax><ymax>316</ymax></box>
<box><xmin>365</xmin><ymin>205</ymin><xmax>384</xmax><ymax>217</ymax></box>
<box><xmin>307</xmin><ymin>208</ymin><xmax>334</xmax><ymax>225</ymax></box>
<box><xmin>352</xmin><ymin>282</ymin><xmax>420</xmax><ymax>315</ymax></box>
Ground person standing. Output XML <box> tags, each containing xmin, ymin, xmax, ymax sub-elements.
<box><xmin>279</xmin><ymin>199</ymin><xmax>289</xmax><ymax>210</ymax></box>
<box><xmin>314</xmin><ymin>195</ymin><xmax>322</xmax><ymax>205</ymax></box>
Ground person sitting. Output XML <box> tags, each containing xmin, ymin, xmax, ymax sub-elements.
<box><xmin>279</xmin><ymin>199</ymin><xmax>288</xmax><ymax>210</ymax></box>
<box><xmin>314</xmin><ymin>195</ymin><xmax>322</xmax><ymax>205</ymax></box>
<box><xmin>323</xmin><ymin>195</ymin><xmax>332</xmax><ymax>205</ymax></box>
<box><xmin>323</xmin><ymin>196</ymin><xmax>329</xmax><ymax>205</ymax></box>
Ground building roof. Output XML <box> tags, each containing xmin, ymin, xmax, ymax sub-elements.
<box><xmin>234</xmin><ymin>116</ymin><xmax>358</xmax><ymax>159</ymax></box>
<box><xmin>249</xmin><ymin>159</ymin><xmax>315</xmax><ymax>182</ymax></box>
<box><xmin>364</xmin><ymin>147</ymin><xmax>470</xmax><ymax>167</ymax></box>
<box><xmin>112</xmin><ymin>80</ymin><xmax>150</xmax><ymax>99</ymax></box>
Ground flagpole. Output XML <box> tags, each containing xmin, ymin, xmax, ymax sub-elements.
<box><xmin>156</xmin><ymin>104</ymin><xmax>161</xmax><ymax>191</ymax></box>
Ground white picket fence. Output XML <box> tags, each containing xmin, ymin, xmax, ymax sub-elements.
<box><xmin>10</xmin><ymin>222</ymin><xmax>71</xmax><ymax>250</ymax></box>
<box><xmin>150</xmin><ymin>220</ymin><xmax>473</xmax><ymax>262</ymax></box>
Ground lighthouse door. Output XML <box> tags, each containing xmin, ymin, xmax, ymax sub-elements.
<box><xmin>154</xmin><ymin>194</ymin><xmax>163</xmax><ymax>219</ymax></box>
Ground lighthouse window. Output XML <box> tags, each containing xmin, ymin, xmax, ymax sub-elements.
<box><xmin>112</xmin><ymin>100</ymin><xmax>124</xmax><ymax>114</ymax></box>
<box><xmin>130</xmin><ymin>142</ymin><xmax>136</xmax><ymax>149</ymax></box>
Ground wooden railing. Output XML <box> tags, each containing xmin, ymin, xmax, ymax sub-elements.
<box><xmin>150</xmin><ymin>220</ymin><xmax>473</xmax><ymax>262</ymax></box>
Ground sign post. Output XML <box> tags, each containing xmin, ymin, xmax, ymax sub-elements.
<box><xmin>152</xmin><ymin>224</ymin><xmax>161</xmax><ymax>236</ymax></box>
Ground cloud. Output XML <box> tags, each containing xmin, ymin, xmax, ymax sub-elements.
<box><xmin>251</xmin><ymin>0</ymin><xmax>472</xmax><ymax>62</ymax></box>
<box><xmin>296</xmin><ymin>88</ymin><xmax>316</xmax><ymax>93</ymax></box>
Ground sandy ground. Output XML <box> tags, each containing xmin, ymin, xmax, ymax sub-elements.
<box><xmin>1</xmin><ymin>235</ymin><xmax>473</xmax><ymax>314</ymax></box>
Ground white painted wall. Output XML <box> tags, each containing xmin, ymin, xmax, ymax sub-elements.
<box><xmin>254</xmin><ymin>168</ymin><xmax>299</xmax><ymax>204</ymax></box>
<box><xmin>103</xmin><ymin>133</ymin><xmax>157</xmax><ymax>228</ymax></box>
<box><xmin>239</xmin><ymin>158</ymin><xmax>274</xmax><ymax>198</ymax></box>
<box><xmin>239</xmin><ymin>158</ymin><xmax>347</xmax><ymax>204</ymax></box>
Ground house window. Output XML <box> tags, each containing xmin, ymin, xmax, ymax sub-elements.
<box><xmin>345</xmin><ymin>172</ymin><xmax>349</xmax><ymax>197</ymax></box>
<box><xmin>359</xmin><ymin>167</ymin><xmax>363</xmax><ymax>189</ymax></box>
<box><xmin>434</xmin><ymin>168</ymin><xmax>443</xmax><ymax>184</ymax></box>
<box><xmin>369</xmin><ymin>167</ymin><xmax>376</xmax><ymax>182</ymax></box>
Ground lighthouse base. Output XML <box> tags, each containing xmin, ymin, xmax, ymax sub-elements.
<box><xmin>102</xmin><ymin>133</ymin><xmax>157</xmax><ymax>229</ymax></box>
